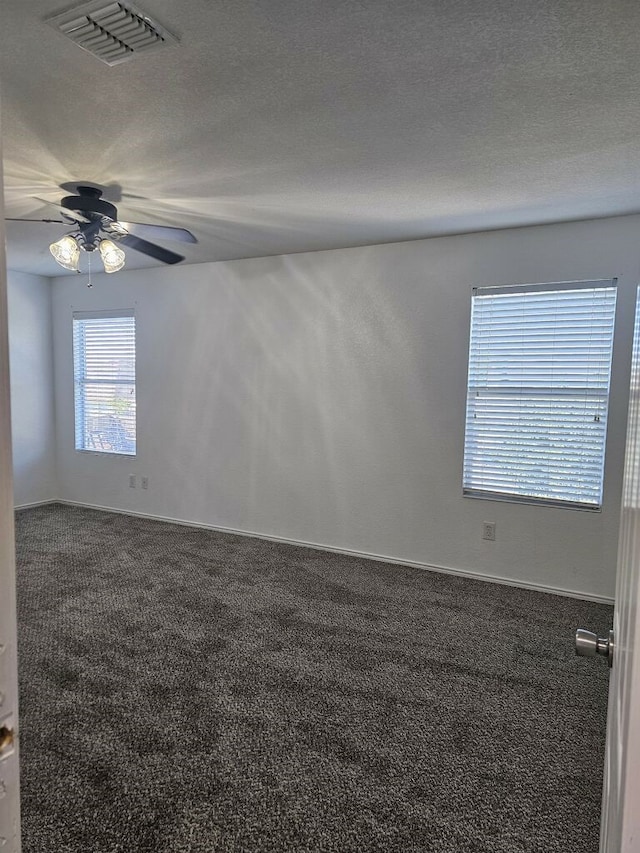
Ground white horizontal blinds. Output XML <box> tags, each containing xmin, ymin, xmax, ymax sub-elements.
<box><xmin>623</xmin><ymin>287</ymin><xmax>640</xmax><ymax>510</ymax></box>
<box><xmin>73</xmin><ymin>311</ymin><xmax>136</xmax><ymax>456</ymax></box>
<box><xmin>463</xmin><ymin>281</ymin><xmax>617</xmax><ymax>509</ymax></box>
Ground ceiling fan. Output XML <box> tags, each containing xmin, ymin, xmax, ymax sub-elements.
<box><xmin>6</xmin><ymin>183</ymin><xmax>197</xmax><ymax>273</ymax></box>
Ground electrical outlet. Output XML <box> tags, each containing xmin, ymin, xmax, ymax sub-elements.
<box><xmin>141</xmin><ymin>477</ymin><xmax>149</xmax><ymax>490</ymax></box>
<box><xmin>482</xmin><ymin>522</ymin><xmax>496</xmax><ymax>541</ymax></box>
<box><xmin>129</xmin><ymin>475</ymin><xmax>136</xmax><ymax>489</ymax></box>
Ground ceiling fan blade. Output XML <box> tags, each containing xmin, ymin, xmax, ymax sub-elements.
<box><xmin>112</xmin><ymin>232</ymin><xmax>185</xmax><ymax>265</ymax></box>
<box><xmin>119</xmin><ymin>221</ymin><xmax>197</xmax><ymax>244</ymax></box>
<box><xmin>34</xmin><ymin>197</ymin><xmax>92</xmax><ymax>224</ymax></box>
<box><xmin>5</xmin><ymin>218</ymin><xmax>64</xmax><ymax>223</ymax></box>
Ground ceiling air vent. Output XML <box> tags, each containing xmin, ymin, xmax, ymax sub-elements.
<box><xmin>46</xmin><ymin>1</ymin><xmax>177</xmax><ymax>66</ymax></box>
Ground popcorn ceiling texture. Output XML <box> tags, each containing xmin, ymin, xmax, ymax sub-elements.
<box><xmin>16</xmin><ymin>503</ymin><xmax>611</xmax><ymax>852</ymax></box>
<box><xmin>3</xmin><ymin>0</ymin><xmax>640</xmax><ymax>275</ymax></box>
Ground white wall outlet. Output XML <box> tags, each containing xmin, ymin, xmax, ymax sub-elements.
<box><xmin>129</xmin><ymin>475</ymin><xmax>136</xmax><ymax>488</ymax></box>
<box><xmin>141</xmin><ymin>477</ymin><xmax>149</xmax><ymax>490</ymax></box>
<box><xmin>482</xmin><ymin>522</ymin><xmax>496</xmax><ymax>541</ymax></box>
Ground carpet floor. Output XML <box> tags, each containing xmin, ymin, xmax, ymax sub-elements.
<box><xmin>15</xmin><ymin>503</ymin><xmax>612</xmax><ymax>853</ymax></box>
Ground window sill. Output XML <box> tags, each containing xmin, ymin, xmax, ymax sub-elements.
<box><xmin>463</xmin><ymin>488</ymin><xmax>602</xmax><ymax>512</ymax></box>
<box><xmin>75</xmin><ymin>449</ymin><xmax>136</xmax><ymax>459</ymax></box>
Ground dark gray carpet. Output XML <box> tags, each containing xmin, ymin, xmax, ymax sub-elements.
<box><xmin>15</xmin><ymin>503</ymin><xmax>612</xmax><ymax>853</ymax></box>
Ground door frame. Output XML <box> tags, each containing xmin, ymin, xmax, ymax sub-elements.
<box><xmin>0</xmin><ymin>127</ymin><xmax>22</xmax><ymax>851</ymax></box>
<box><xmin>600</xmin><ymin>286</ymin><xmax>640</xmax><ymax>853</ymax></box>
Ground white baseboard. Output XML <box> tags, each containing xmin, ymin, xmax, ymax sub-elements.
<box><xmin>14</xmin><ymin>498</ymin><xmax>58</xmax><ymax>510</ymax></box>
<box><xmin>54</xmin><ymin>499</ymin><xmax>615</xmax><ymax>605</ymax></box>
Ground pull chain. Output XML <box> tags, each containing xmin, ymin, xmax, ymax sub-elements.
<box><xmin>87</xmin><ymin>253</ymin><xmax>92</xmax><ymax>288</ymax></box>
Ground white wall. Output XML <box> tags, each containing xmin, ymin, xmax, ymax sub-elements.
<box><xmin>51</xmin><ymin>216</ymin><xmax>640</xmax><ymax>600</ymax></box>
<box><xmin>7</xmin><ymin>271</ymin><xmax>56</xmax><ymax>506</ymax></box>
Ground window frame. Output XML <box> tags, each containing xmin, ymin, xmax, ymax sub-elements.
<box><xmin>462</xmin><ymin>279</ymin><xmax>617</xmax><ymax>511</ymax></box>
<box><xmin>72</xmin><ymin>309</ymin><xmax>137</xmax><ymax>458</ymax></box>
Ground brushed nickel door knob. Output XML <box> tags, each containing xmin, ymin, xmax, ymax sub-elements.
<box><xmin>575</xmin><ymin>628</ymin><xmax>614</xmax><ymax>667</ymax></box>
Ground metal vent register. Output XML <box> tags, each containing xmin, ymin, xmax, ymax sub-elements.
<box><xmin>46</xmin><ymin>1</ymin><xmax>177</xmax><ymax>66</ymax></box>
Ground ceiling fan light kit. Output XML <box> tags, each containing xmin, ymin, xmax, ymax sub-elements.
<box><xmin>49</xmin><ymin>232</ymin><xmax>125</xmax><ymax>274</ymax></box>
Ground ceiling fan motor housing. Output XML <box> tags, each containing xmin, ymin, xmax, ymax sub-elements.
<box><xmin>61</xmin><ymin>186</ymin><xmax>118</xmax><ymax>221</ymax></box>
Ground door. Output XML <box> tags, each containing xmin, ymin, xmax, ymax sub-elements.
<box><xmin>598</xmin><ymin>287</ymin><xmax>640</xmax><ymax>853</ymax></box>
<box><xmin>0</xmin><ymin>130</ymin><xmax>21</xmax><ymax>850</ymax></box>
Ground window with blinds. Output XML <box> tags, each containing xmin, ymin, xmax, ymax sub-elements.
<box><xmin>463</xmin><ymin>281</ymin><xmax>617</xmax><ymax>509</ymax></box>
<box><xmin>73</xmin><ymin>310</ymin><xmax>136</xmax><ymax>456</ymax></box>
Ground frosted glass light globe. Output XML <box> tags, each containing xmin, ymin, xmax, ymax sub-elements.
<box><xmin>49</xmin><ymin>235</ymin><xmax>80</xmax><ymax>271</ymax></box>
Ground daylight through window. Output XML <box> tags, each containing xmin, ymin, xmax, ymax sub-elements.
<box><xmin>463</xmin><ymin>281</ymin><xmax>617</xmax><ymax>509</ymax></box>
<box><xmin>73</xmin><ymin>310</ymin><xmax>136</xmax><ymax>456</ymax></box>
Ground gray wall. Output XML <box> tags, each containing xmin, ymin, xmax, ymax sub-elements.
<box><xmin>49</xmin><ymin>215</ymin><xmax>640</xmax><ymax>600</ymax></box>
<box><xmin>7</xmin><ymin>271</ymin><xmax>56</xmax><ymax>506</ymax></box>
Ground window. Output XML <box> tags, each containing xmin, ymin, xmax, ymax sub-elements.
<box><xmin>73</xmin><ymin>310</ymin><xmax>136</xmax><ymax>456</ymax></box>
<box><xmin>463</xmin><ymin>280</ymin><xmax>617</xmax><ymax>509</ymax></box>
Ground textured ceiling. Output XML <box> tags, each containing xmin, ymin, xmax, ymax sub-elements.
<box><xmin>2</xmin><ymin>0</ymin><xmax>640</xmax><ymax>276</ymax></box>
